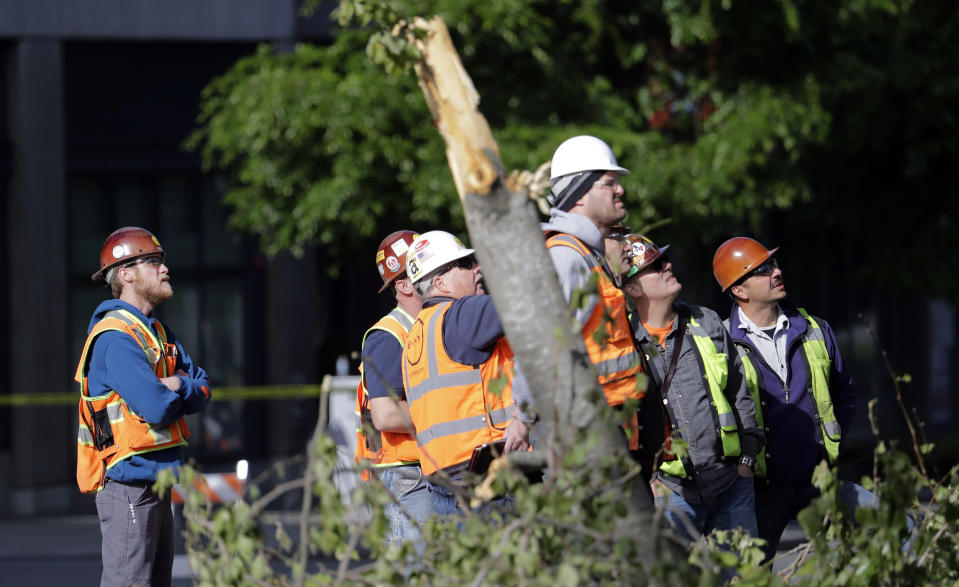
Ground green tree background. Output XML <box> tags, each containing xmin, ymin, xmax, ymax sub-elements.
<box><xmin>176</xmin><ymin>2</ymin><xmax>959</xmax><ymax>583</ymax></box>
<box><xmin>187</xmin><ymin>0</ymin><xmax>957</xmax><ymax>300</ymax></box>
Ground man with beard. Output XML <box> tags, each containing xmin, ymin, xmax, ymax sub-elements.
<box><xmin>541</xmin><ymin>136</ymin><xmax>646</xmax><ymax>478</ymax></box>
<box><xmin>621</xmin><ymin>234</ymin><xmax>760</xmax><ymax>544</ymax></box>
<box><xmin>713</xmin><ymin>237</ymin><xmax>870</xmax><ymax>561</ymax></box>
<box><xmin>76</xmin><ymin>227</ymin><xmax>211</xmax><ymax>586</ymax></box>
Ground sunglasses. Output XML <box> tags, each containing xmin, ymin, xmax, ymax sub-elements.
<box><xmin>441</xmin><ymin>255</ymin><xmax>476</xmax><ymax>274</ymax></box>
<box><xmin>746</xmin><ymin>258</ymin><xmax>778</xmax><ymax>278</ymax></box>
<box><xmin>639</xmin><ymin>254</ymin><xmax>670</xmax><ymax>275</ymax></box>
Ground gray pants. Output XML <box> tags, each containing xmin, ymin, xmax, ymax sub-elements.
<box><xmin>95</xmin><ymin>479</ymin><xmax>174</xmax><ymax>587</ymax></box>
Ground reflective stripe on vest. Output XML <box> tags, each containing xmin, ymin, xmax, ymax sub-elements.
<box><xmin>416</xmin><ymin>406</ymin><xmax>516</xmax><ymax>447</ymax></box>
<box><xmin>354</xmin><ymin>307</ymin><xmax>420</xmax><ymax>474</ymax></box>
<box><xmin>545</xmin><ymin>234</ymin><xmax>642</xmax><ymax>406</ymax></box>
<box><xmin>687</xmin><ymin>316</ymin><xmax>740</xmax><ymax>457</ymax></box>
<box><xmin>737</xmin><ymin>348</ymin><xmax>767</xmax><ymax>477</ymax></box>
<box><xmin>403</xmin><ymin>301</ymin><xmax>515</xmax><ymax>476</ymax></box>
<box><xmin>75</xmin><ymin>310</ymin><xmax>190</xmax><ymax>493</ymax></box>
<box><xmin>737</xmin><ymin>307</ymin><xmax>841</xmax><ymax>474</ymax></box>
<box><xmin>797</xmin><ymin>308</ymin><xmax>841</xmax><ymax>462</ymax></box>
<box><xmin>658</xmin><ymin>316</ymin><xmax>741</xmax><ymax>478</ymax></box>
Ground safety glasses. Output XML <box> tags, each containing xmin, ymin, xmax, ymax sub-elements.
<box><xmin>746</xmin><ymin>258</ymin><xmax>778</xmax><ymax>278</ymax></box>
<box><xmin>441</xmin><ymin>255</ymin><xmax>476</xmax><ymax>274</ymax></box>
<box><xmin>125</xmin><ymin>255</ymin><xmax>163</xmax><ymax>269</ymax></box>
<box><xmin>640</xmin><ymin>254</ymin><xmax>670</xmax><ymax>275</ymax></box>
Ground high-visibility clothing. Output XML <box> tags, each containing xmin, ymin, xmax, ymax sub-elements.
<box><xmin>402</xmin><ymin>301</ymin><xmax>516</xmax><ymax>476</ymax></box>
<box><xmin>354</xmin><ymin>307</ymin><xmax>420</xmax><ymax>480</ymax></box>
<box><xmin>75</xmin><ymin>309</ymin><xmax>190</xmax><ymax>493</ymax></box>
<box><xmin>545</xmin><ymin>233</ymin><xmax>643</xmax><ymax>406</ymax></box>
<box><xmin>658</xmin><ymin>314</ymin><xmax>741</xmax><ymax>478</ymax></box>
<box><xmin>738</xmin><ymin>307</ymin><xmax>840</xmax><ymax>476</ymax></box>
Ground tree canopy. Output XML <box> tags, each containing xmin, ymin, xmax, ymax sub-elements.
<box><xmin>188</xmin><ymin>0</ymin><xmax>957</xmax><ymax>298</ymax></box>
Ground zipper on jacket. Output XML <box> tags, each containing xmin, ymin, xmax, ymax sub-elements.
<box><xmin>735</xmin><ymin>335</ymin><xmax>791</xmax><ymax>403</ymax></box>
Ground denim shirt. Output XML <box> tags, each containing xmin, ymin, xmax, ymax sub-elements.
<box><xmin>632</xmin><ymin>303</ymin><xmax>762</xmax><ymax>503</ymax></box>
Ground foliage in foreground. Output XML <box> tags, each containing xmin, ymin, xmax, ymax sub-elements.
<box><xmin>160</xmin><ymin>422</ymin><xmax>959</xmax><ymax>586</ymax></box>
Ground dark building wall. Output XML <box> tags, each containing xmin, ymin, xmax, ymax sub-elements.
<box><xmin>0</xmin><ymin>0</ymin><xmax>336</xmax><ymax>515</ymax></box>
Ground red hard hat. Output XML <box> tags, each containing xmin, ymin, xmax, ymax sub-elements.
<box><xmin>376</xmin><ymin>230</ymin><xmax>419</xmax><ymax>292</ymax></box>
<box><xmin>92</xmin><ymin>227</ymin><xmax>165</xmax><ymax>282</ymax></box>
<box><xmin>712</xmin><ymin>237</ymin><xmax>779</xmax><ymax>291</ymax></box>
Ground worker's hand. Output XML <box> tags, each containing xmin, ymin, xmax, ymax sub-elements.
<box><xmin>737</xmin><ymin>463</ymin><xmax>754</xmax><ymax>478</ymax></box>
<box><xmin>159</xmin><ymin>375</ymin><xmax>182</xmax><ymax>391</ymax></box>
<box><xmin>503</xmin><ymin>417</ymin><xmax>529</xmax><ymax>453</ymax></box>
<box><xmin>175</xmin><ymin>368</ymin><xmax>189</xmax><ymax>377</ymax></box>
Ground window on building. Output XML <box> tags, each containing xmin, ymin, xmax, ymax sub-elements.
<box><xmin>68</xmin><ymin>172</ymin><xmax>249</xmax><ymax>464</ymax></box>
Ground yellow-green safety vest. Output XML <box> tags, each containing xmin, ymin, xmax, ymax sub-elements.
<box><xmin>737</xmin><ymin>308</ymin><xmax>841</xmax><ymax>477</ymax></box>
<box><xmin>658</xmin><ymin>314</ymin><xmax>741</xmax><ymax>478</ymax></box>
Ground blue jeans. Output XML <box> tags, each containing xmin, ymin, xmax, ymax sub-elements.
<box><xmin>377</xmin><ymin>464</ymin><xmax>433</xmax><ymax>546</ymax></box>
<box><xmin>659</xmin><ymin>475</ymin><xmax>758</xmax><ymax>543</ymax></box>
<box><xmin>755</xmin><ymin>478</ymin><xmax>877</xmax><ymax>560</ymax></box>
<box><xmin>428</xmin><ymin>480</ymin><xmax>514</xmax><ymax>519</ymax></box>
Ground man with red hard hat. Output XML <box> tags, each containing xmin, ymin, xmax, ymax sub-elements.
<box><xmin>354</xmin><ymin>229</ymin><xmax>432</xmax><ymax>546</ymax></box>
<box><xmin>713</xmin><ymin>236</ymin><xmax>868</xmax><ymax>561</ymax></box>
<box><xmin>76</xmin><ymin>227</ymin><xmax>211</xmax><ymax>586</ymax></box>
<box><xmin>621</xmin><ymin>234</ymin><xmax>761</xmax><ymax>545</ymax></box>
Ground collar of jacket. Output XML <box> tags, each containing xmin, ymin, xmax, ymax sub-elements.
<box><xmin>540</xmin><ymin>209</ymin><xmax>605</xmax><ymax>255</ymax></box>
<box><xmin>728</xmin><ymin>302</ymin><xmax>809</xmax><ymax>348</ymax></box>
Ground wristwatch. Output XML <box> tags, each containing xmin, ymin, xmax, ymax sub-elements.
<box><xmin>738</xmin><ymin>455</ymin><xmax>757</xmax><ymax>470</ymax></box>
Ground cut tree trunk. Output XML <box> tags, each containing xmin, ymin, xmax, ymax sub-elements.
<box><xmin>408</xmin><ymin>15</ymin><xmax>665</xmax><ymax>559</ymax></box>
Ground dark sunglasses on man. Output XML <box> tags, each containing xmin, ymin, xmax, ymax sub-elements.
<box><xmin>746</xmin><ymin>258</ymin><xmax>778</xmax><ymax>278</ymax></box>
<box><xmin>639</xmin><ymin>254</ymin><xmax>670</xmax><ymax>275</ymax></box>
<box><xmin>441</xmin><ymin>255</ymin><xmax>476</xmax><ymax>274</ymax></box>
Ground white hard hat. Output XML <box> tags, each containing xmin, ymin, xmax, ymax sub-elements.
<box><xmin>549</xmin><ymin>135</ymin><xmax>630</xmax><ymax>180</ymax></box>
<box><xmin>405</xmin><ymin>231</ymin><xmax>475</xmax><ymax>284</ymax></box>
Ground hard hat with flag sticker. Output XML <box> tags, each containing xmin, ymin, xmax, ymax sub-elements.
<box><xmin>405</xmin><ymin>231</ymin><xmax>475</xmax><ymax>284</ymax></box>
<box><xmin>375</xmin><ymin>230</ymin><xmax>419</xmax><ymax>293</ymax></box>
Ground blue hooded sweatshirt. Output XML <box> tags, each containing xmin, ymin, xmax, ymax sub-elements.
<box><xmin>84</xmin><ymin>299</ymin><xmax>211</xmax><ymax>484</ymax></box>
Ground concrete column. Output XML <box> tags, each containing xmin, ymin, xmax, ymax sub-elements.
<box><xmin>6</xmin><ymin>39</ymin><xmax>73</xmax><ymax>514</ymax></box>
<box><xmin>265</xmin><ymin>250</ymin><xmax>325</xmax><ymax>456</ymax></box>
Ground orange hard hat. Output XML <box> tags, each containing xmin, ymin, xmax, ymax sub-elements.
<box><xmin>92</xmin><ymin>227</ymin><xmax>165</xmax><ymax>282</ymax></box>
<box><xmin>376</xmin><ymin>230</ymin><xmax>419</xmax><ymax>292</ymax></box>
<box><xmin>712</xmin><ymin>237</ymin><xmax>779</xmax><ymax>291</ymax></box>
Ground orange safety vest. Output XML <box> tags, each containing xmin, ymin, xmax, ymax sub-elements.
<box><xmin>75</xmin><ymin>309</ymin><xmax>191</xmax><ymax>493</ymax></box>
<box><xmin>354</xmin><ymin>307</ymin><xmax>420</xmax><ymax>480</ymax></box>
<box><xmin>402</xmin><ymin>301</ymin><xmax>517</xmax><ymax>476</ymax></box>
<box><xmin>545</xmin><ymin>233</ymin><xmax>644</xmax><ymax>406</ymax></box>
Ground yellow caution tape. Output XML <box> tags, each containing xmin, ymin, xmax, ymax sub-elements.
<box><xmin>0</xmin><ymin>384</ymin><xmax>331</xmax><ymax>407</ymax></box>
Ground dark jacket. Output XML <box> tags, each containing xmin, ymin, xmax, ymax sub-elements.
<box><xmin>633</xmin><ymin>303</ymin><xmax>762</xmax><ymax>503</ymax></box>
<box><xmin>727</xmin><ymin>303</ymin><xmax>855</xmax><ymax>484</ymax></box>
